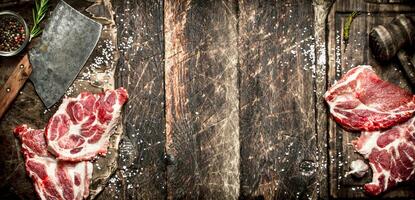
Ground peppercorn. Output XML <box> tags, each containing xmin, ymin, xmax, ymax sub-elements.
<box><xmin>0</xmin><ymin>16</ymin><xmax>26</xmax><ymax>52</ymax></box>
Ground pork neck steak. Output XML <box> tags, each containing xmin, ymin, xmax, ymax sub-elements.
<box><xmin>324</xmin><ymin>65</ymin><xmax>415</xmax><ymax>131</ymax></box>
<box><xmin>46</xmin><ymin>87</ymin><xmax>128</xmax><ymax>161</ymax></box>
<box><xmin>353</xmin><ymin>117</ymin><xmax>415</xmax><ymax>196</ymax></box>
<box><xmin>14</xmin><ymin>125</ymin><xmax>93</xmax><ymax>200</ymax></box>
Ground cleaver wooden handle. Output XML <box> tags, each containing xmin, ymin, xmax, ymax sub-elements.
<box><xmin>0</xmin><ymin>54</ymin><xmax>32</xmax><ymax>119</ymax></box>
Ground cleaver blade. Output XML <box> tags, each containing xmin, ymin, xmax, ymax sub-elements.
<box><xmin>29</xmin><ymin>0</ymin><xmax>102</xmax><ymax>108</ymax></box>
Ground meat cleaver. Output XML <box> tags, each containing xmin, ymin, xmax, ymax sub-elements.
<box><xmin>0</xmin><ymin>0</ymin><xmax>101</xmax><ymax>119</ymax></box>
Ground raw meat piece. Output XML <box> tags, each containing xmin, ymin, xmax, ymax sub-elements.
<box><xmin>46</xmin><ymin>87</ymin><xmax>128</xmax><ymax>161</ymax></box>
<box><xmin>324</xmin><ymin>65</ymin><xmax>415</xmax><ymax>131</ymax></box>
<box><xmin>14</xmin><ymin>125</ymin><xmax>93</xmax><ymax>200</ymax></box>
<box><xmin>353</xmin><ymin>117</ymin><xmax>415</xmax><ymax>196</ymax></box>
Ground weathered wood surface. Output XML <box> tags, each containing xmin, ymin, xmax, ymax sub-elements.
<box><xmin>164</xmin><ymin>0</ymin><xmax>239</xmax><ymax>199</ymax></box>
<box><xmin>4</xmin><ymin>0</ymin><xmax>415</xmax><ymax>199</ymax></box>
<box><xmin>239</xmin><ymin>0</ymin><xmax>320</xmax><ymax>199</ymax></box>
<box><xmin>327</xmin><ymin>0</ymin><xmax>415</xmax><ymax>198</ymax></box>
<box><xmin>0</xmin><ymin>0</ymin><xmax>30</xmax><ymax>8</ymax></box>
<box><xmin>314</xmin><ymin>1</ymin><xmax>334</xmax><ymax>200</ymax></box>
<box><xmin>97</xmin><ymin>0</ymin><xmax>167</xmax><ymax>199</ymax></box>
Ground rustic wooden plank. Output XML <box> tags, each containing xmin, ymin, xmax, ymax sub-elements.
<box><xmin>313</xmin><ymin>0</ymin><xmax>334</xmax><ymax>199</ymax></box>
<box><xmin>164</xmin><ymin>0</ymin><xmax>239</xmax><ymax>199</ymax></box>
<box><xmin>328</xmin><ymin>0</ymin><xmax>415</xmax><ymax>198</ymax></box>
<box><xmin>327</xmin><ymin>2</ymin><xmax>340</xmax><ymax>198</ymax></box>
<box><xmin>0</xmin><ymin>0</ymin><xmax>31</xmax><ymax>8</ymax></box>
<box><xmin>97</xmin><ymin>0</ymin><xmax>167</xmax><ymax>199</ymax></box>
<box><xmin>239</xmin><ymin>0</ymin><xmax>318</xmax><ymax>199</ymax></box>
<box><xmin>336</xmin><ymin>0</ymin><xmax>415</xmax><ymax>13</ymax></box>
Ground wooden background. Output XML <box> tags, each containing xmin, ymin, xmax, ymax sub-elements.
<box><xmin>1</xmin><ymin>0</ymin><xmax>415</xmax><ymax>199</ymax></box>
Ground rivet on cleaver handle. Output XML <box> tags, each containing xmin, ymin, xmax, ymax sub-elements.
<box><xmin>29</xmin><ymin>0</ymin><xmax>102</xmax><ymax>108</ymax></box>
<box><xmin>0</xmin><ymin>55</ymin><xmax>32</xmax><ymax>119</ymax></box>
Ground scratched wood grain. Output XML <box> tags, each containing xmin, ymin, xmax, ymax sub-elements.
<box><xmin>0</xmin><ymin>0</ymin><xmax>31</xmax><ymax>8</ymax></box>
<box><xmin>238</xmin><ymin>0</ymin><xmax>319</xmax><ymax>199</ymax></box>
<box><xmin>164</xmin><ymin>0</ymin><xmax>239</xmax><ymax>199</ymax></box>
<box><xmin>97</xmin><ymin>0</ymin><xmax>166</xmax><ymax>199</ymax></box>
<box><xmin>6</xmin><ymin>0</ymin><xmax>415</xmax><ymax>199</ymax></box>
<box><xmin>327</xmin><ymin>0</ymin><xmax>415</xmax><ymax>198</ymax></box>
<box><xmin>314</xmin><ymin>1</ymin><xmax>334</xmax><ymax>199</ymax></box>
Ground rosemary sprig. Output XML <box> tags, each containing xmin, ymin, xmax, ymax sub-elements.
<box><xmin>30</xmin><ymin>0</ymin><xmax>49</xmax><ymax>41</ymax></box>
<box><xmin>343</xmin><ymin>11</ymin><xmax>359</xmax><ymax>46</ymax></box>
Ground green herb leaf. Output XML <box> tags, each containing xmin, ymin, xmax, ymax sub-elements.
<box><xmin>34</xmin><ymin>0</ymin><xmax>39</xmax><ymax>13</ymax></box>
<box><xmin>343</xmin><ymin>11</ymin><xmax>359</xmax><ymax>46</ymax></box>
<box><xmin>30</xmin><ymin>0</ymin><xmax>49</xmax><ymax>41</ymax></box>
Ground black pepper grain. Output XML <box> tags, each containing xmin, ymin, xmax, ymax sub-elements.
<box><xmin>0</xmin><ymin>16</ymin><xmax>26</xmax><ymax>52</ymax></box>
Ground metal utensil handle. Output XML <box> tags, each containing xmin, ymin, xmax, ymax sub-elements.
<box><xmin>0</xmin><ymin>54</ymin><xmax>32</xmax><ymax>119</ymax></box>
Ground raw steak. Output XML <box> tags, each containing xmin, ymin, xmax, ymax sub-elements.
<box><xmin>324</xmin><ymin>65</ymin><xmax>415</xmax><ymax>131</ymax></box>
<box><xmin>46</xmin><ymin>87</ymin><xmax>128</xmax><ymax>161</ymax></box>
<box><xmin>353</xmin><ymin>117</ymin><xmax>415</xmax><ymax>196</ymax></box>
<box><xmin>14</xmin><ymin>125</ymin><xmax>93</xmax><ymax>200</ymax></box>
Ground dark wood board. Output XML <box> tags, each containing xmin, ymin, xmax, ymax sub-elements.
<box><xmin>327</xmin><ymin>0</ymin><xmax>415</xmax><ymax>199</ymax></box>
<box><xmin>164</xmin><ymin>0</ymin><xmax>239</xmax><ymax>199</ymax></box>
<box><xmin>314</xmin><ymin>1</ymin><xmax>335</xmax><ymax>200</ymax></box>
<box><xmin>98</xmin><ymin>0</ymin><xmax>167</xmax><ymax>199</ymax></box>
<box><xmin>4</xmin><ymin>0</ymin><xmax>415</xmax><ymax>199</ymax></box>
<box><xmin>238</xmin><ymin>0</ymin><xmax>320</xmax><ymax>199</ymax></box>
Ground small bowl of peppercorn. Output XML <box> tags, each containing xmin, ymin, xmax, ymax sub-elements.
<box><xmin>0</xmin><ymin>11</ymin><xmax>29</xmax><ymax>57</ymax></box>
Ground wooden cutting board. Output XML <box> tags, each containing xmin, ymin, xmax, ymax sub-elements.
<box><xmin>327</xmin><ymin>0</ymin><xmax>415</xmax><ymax>198</ymax></box>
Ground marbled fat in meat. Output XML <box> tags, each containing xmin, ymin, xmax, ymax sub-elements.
<box><xmin>14</xmin><ymin>125</ymin><xmax>93</xmax><ymax>200</ymax></box>
<box><xmin>324</xmin><ymin>65</ymin><xmax>415</xmax><ymax>131</ymax></box>
<box><xmin>353</xmin><ymin>117</ymin><xmax>415</xmax><ymax>195</ymax></box>
<box><xmin>46</xmin><ymin>88</ymin><xmax>128</xmax><ymax>161</ymax></box>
